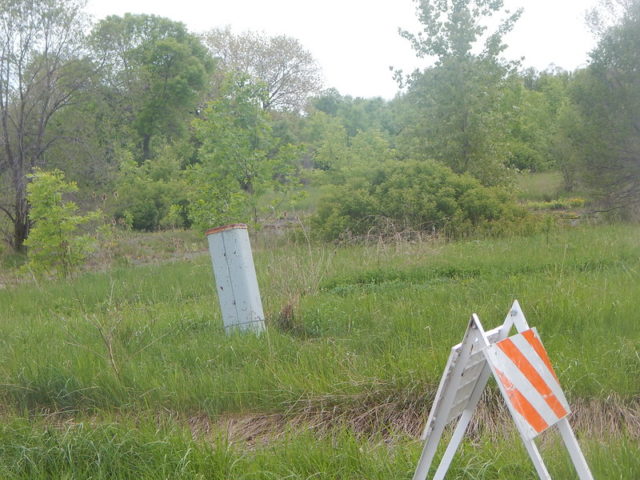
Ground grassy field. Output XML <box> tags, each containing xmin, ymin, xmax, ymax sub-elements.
<box><xmin>0</xmin><ymin>224</ymin><xmax>638</xmax><ymax>478</ymax></box>
<box><xmin>515</xmin><ymin>171</ymin><xmax>566</xmax><ymax>202</ymax></box>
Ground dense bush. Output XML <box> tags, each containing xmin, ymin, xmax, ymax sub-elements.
<box><xmin>112</xmin><ymin>150</ymin><xmax>191</xmax><ymax>231</ymax></box>
<box><xmin>311</xmin><ymin>160</ymin><xmax>530</xmax><ymax>241</ymax></box>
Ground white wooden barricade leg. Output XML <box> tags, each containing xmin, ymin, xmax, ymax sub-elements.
<box><xmin>414</xmin><ymin>307</ymin><xmax>519</xmax><ymax>480</ymax></box>
<box><xmin>483</xmin><ymin>303</ymin><xmax>552</xmax><ymax>479</ymax></box>
<box><xmin>482</xmin><ymin>303</ymin><xmax>594</xmax><ymax>480</ymax></box>
<box><xmin>557</xmin><ymin>419</ymin><xmax>594</xmax><ymax>480</ymax></box>
<box><xmin>431</xmin><ymin>308</ymin><xmax>520</xmax><ymax>480</ymax></box>
<box><xmin>521</xmin><ymin>434</ymin><xmax>553</xmax><ymax>480</ymax></box>
<box><xmin>412</xmin><ymin>319</ymin><xmax>480</xmax><ymax>480</ymax></box>
<box><xmin>431</xmin><ymin>364</ymin><xmax>492</xmax><ymax>480</ymax></box>
<box><xmin>517</xmin><ymin>418</ymin><xmax>594</xmax><ymax>480</ymax></box>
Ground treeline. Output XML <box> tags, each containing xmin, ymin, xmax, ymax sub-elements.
<box><xmin>1</xmin><ymin>0</ymin><xmax>639</xmax><ymax>257</ymax></box>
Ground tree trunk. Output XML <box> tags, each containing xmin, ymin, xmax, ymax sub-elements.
<box><xmin>12</xmin><ymin>170</ymin><xmax>30</xmax><ymax>252</ymax></box>
<box><xmin>13</xmin><ymin>214</ymin><xmax>29</xmax><ymax>252</ymax></box>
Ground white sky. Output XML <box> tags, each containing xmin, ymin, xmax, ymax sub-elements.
<box><xmin>85</xmin><ymin>0</ymin><xmax>601</xmax><ymax>99</ymax></box>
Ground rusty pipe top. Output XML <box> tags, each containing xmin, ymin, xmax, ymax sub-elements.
<box><xmin>205</xmin><ymin>223</ymin><xmax>248</xmax><ymax>236</ymax></box>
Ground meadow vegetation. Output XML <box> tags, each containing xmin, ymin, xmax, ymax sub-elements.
<box><xmin>1</xmin><ymin>0</ymin><xmax>640</xmax><ymax>477</ymax></box>
<box><xmin>0</xmin><ymin>223</ymin><xmax>638</xmax><ymax>477</ymax></box>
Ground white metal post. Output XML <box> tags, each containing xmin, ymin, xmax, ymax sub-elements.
<box><xmin>206</xmin><ymin>224</ymin><xmax>265</xmax><ymax>334</ymax></box>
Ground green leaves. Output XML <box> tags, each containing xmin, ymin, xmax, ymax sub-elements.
<box><xmin>397</xmin><ymin>0</ymin><xmax>525</xmax><ymax>186</ymax></box>
<box><xmin>567</xmin><ymin>1</ymin><xmax>640</xmax><ymax>214</ymax></box>
<box><xmin>24</xmin><ymin>169</ymin><xmax>101</xmax><ymax>277</ymax></box>
<box><xmin>90</xmin><ymin>14</ymin><xmax>213</xmax><ymax>160</ymax></box>
<box><xmin>398</xmin><ymin>56</ymin><xmax>515</xmax><ymax>185</ymax></box>
<box><xmin>187</xmin><ymin>73</ymin><xmax>302</xmax><ymax>230</ymax></box>
<box><xmin>311</xmin><ymin>160</ymin><xmax>525</xmax><ymax>241</ymax></box>
<box><xmin>111</xmin><ymin>147</ymin><xmax>193</xmax><ymax>231</ymax></box>
<box><xmin>401</xmin><ymin>0</ymin><xmax>521</xmax><ymax>61</ymax></box>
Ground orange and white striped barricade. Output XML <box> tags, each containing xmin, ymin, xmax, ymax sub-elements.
<box><xmin>413</xmin><ymin>301</ymin><xmax>593</xmax><ymax>480</ymax></box>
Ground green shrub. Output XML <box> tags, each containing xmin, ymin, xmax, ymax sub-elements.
<box><xmin>311</xmin><ymin>160</ymin><xmax>530</xmax><ymax>241</ymax></box>
<box><xmin>113</xmin><ymin>150</ymin><xmax>191</xmax><ymax>231</ymax></box>
<box><xmin>24</xmin><ymin>169</ymin><xmax>101</xmax><ymax>277</ymax></box>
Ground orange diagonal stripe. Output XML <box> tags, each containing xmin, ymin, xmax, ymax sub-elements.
<box><xmin>522</xmin><ymin>329</ymin><xmax>559</xmax><ymax>382</ymax></box>
<box><xmin>498</xmin><ymin>338</ymin><xmax>568</xmax><ymax>419</ymax></box>
<box><xmin>495</xmin><ymin>368</ymin><xmax>548</xmax><ymax>433</ymax></box>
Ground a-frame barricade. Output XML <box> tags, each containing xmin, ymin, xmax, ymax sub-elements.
<box><xmin>412</xmin><ymin>301</ymin><xmax>593</xmax><ymax>480</ymax></box>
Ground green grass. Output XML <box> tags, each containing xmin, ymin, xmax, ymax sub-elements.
<box><xmin>0</xmin><ymin>417</ymin><xmax>636</xmax><ymax>479</ymax></box>
<box><xmin>515</xmin><ymin>170</ymin><xmax>592</xmax><ymax>204</ymax></box>
<box><xmin>0</xmin><ymin>224</ymin><xmax>638</xmax><ymax>477</ymax></box>
<box><xmin>516</xmin><ymin>171</ymin><xmax>565</xmax><ymax>202</ymax></box>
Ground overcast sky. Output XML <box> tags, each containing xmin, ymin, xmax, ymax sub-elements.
<box><xmin>85</xmin><ymin>0</ymin><xmax>601</xmax><ymax>99</ymax></box>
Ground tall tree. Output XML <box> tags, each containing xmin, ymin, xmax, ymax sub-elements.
<box><xmin>502</xmin><ymin>68</ymin><xmax>572</xmax><ymax>173</ymax></box>
<box><xmin>572</xmin><ymin>0</ymin><xmax>640</xmax><ymax>214</ymax></box>
<box><xmin>0</xmin><ymin>0</ymin><xmax>90</xmax><ymax>251</ymax></box>
<box><xmin>400</xmin><ymin>0</ymin><xmax>521</xmax><ymax>61</ymax></box>
<box><xmin>202</xmin><ymin>28</ymin><xmax>322</xmax><ymax>112</ymax></box>
<box><xmin>309</xmin><ymin>90</ymin><xmax>398</xmax><ymax>137</ymax></box>
<box><xmin>90</xmin><ymin>14</ymin><xmax>213</xmax><ymax>160</ymax></box>
<box><xmin>188</xmin><ymin>73</ymin><xmax>300</xmax><ymax>228</ymax></box>
<box><xmin>397</xmin><ymin>0</ymin><xmax>522</xmax><ymax>185</ymax></box>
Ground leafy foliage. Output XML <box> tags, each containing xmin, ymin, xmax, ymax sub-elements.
<box><xmin>312</xmin><ymin>160</ymin><xmax>527</xmax><ymax>241</ymax></box>
<box><xmin>309</xmin><ymin>90</ymin><xmax>399</xmax><ymax>137</ymax></box>
<box><xmin>112</xmin><ymin>149</ymin><xmax>191</xmax><ymax>231</ymax></box>
<box><xmin>503</xmin><ymin>70</ymin><xmax>571</xmax><ymax>173</ymax></box>
<box><xmin>0</xmin><ymin>0</ymin><xmax>90</xmax><ymax>251</ymax></box>
<box><xmin>396</xmin><ymin>0</ymin><xmax>523</xmax><ymax>185</ymax></box>
<box><xmin>188</xmin><ymin>74</ymin><xmax>301</xmax><ymax>230</ymax></box>
<box><xmin>1</xmin><ymin>0</ymin><xmax>637</xmax><ymax>251</ymax></box>
<box><xmin>90</xmin><ymin>13</ymin><xmax>213</xmax><ymax>160</ymax></box>
<box><xmin>24</xmin><ymin>169</ymin><xmax>100</xmax><ymax>277</ymax></box>
<box><xmin>397</xmin><ymin>57</ymin><xmax>517</xmax><ymax>185</ymax></box>
<box><xmin>570</xmin><ymin>1</ymin><xmax>640</xmax><ymax>215</ymax></box>
<box><xmin>400</xmin><ymin>0</ymin><xmax>521</xmax><ymax>60</ymax></box>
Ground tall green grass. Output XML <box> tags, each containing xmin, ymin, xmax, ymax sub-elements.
<box><xmin>0</xmin><ymin>224</ymin><xmax>638</xmax><ymax>477</ymax></box>
<box><xmin>0</xmin><ymin>416</ymin><xmax>636</xmax><ymax>479</ymax></box>
<box><xmin>0</xmin><ymin>226</ymin><xmax>638</xmax><ymax>412</ymax></box>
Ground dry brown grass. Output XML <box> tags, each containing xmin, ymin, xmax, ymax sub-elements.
<box><xmin>175</xmin><ymin>392</ymin><xmax>640</xmax><ymax>445</ymax></box>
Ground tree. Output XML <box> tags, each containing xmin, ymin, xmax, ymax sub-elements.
<box><xmin>112</xmin><ymin>147</ymin><xmax>191</xmax><ymax>231</ymax></box>
<box><xmin>0</xmin><ymin>0</ymin><xmax>90</xmax><ymax>251</ymax></box>
<box><xmin>202</xmin><ymin>27</ymin><xmax>322</xmax><ymax>111</ymax></box>
<box><xmin>301</xmin><ymin>110</ymin><xmax>397</xmax><ymax>184</ymax></box>
<box><xmin>571</xmin><ymin>0</ymin><xmax>640</xmax><ymax>214</ymax></box>
<box><xmin>502</xmin><ymin>69</ymin><xmax>572</xmax><ymax>173</ymax></box>
<box><xmin>549</xmin><ymin>101</ymin><xmax>583</xmax><ymax>192</ymax></box>
<box><xmin>397</xmin><ymin>0</ymin><xmax>522</xmax><ymax>185</ymax></box>
<box><xmin>302</xmin><ymin>111</ymin><xmax>349</xmax><ymax>172</ymax></box>
<box><xmin>90</xmin><ymin>14</ymin><xmax>213</xmax><ymax>160</ymax></box>
<box><xmin>400</xmin><ymin>0</ymin><xmax>521</xmax><ymax>61</ymax></box>
<box><xmin>188</xmin><ymin>73</ymin><xmax>301</xmax><ymax>229</ymax></box>
<box><xmin>24</xmin><ymin>168</ymin><xmax>100</xmax><ymax>277</ymax></box>
<box><xmin>309</xmin><ymin>90</ymin><xmax>399</xmax><ymax>137</ymax></box>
